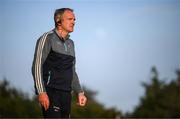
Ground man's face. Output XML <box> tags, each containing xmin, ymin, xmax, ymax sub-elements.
<box><xmin>61</xmin><ymin>10</ymin><xmax>75</xmax><ymax>33</ymax></box>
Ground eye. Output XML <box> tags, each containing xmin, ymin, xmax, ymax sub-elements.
<box><xmin>68</xmin><ymin>18</ymin><xmax>76</xmax><ymax>21</ymax></box>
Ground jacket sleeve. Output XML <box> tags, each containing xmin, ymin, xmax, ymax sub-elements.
<box><xmin>71</xmin><ymin>41</ymin><xmax>83</xmax><ymax>94</ymax></box>
<box><xmin>72</xmin><ymin>59</ymin><xmax>83</xmax><ymax>94</ymax></box>
<box><xmin>32</xmin><ymin>32</ymin><xmax>51</xmax><ymax>95</ymax></box>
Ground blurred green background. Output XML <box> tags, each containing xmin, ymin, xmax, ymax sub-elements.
<box><xmin>1</xmin><ymin>67</ymin><xmax>180</xmax><ymax>118</ymax></box>
<box><xmin>0</xmin><ymin>0</ymin><xmax>180</xmax><ymax>118</ymax></box>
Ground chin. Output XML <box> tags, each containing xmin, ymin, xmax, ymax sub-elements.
<box><xmin>68</xmin><ymin>29</ymin><xmax>74</xmax><ymax>33</ymax></box>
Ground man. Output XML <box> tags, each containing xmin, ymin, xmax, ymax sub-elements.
<box><xmin>32</xmin><ymin>8</ymin><xmax>87</xmax><ymax>118</ymax></box>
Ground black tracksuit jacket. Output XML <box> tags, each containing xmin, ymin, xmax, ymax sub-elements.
<box><xmin>32</xmin><ymin>29</ymin><xmax>82</xmax><ymax>94</ymax></box>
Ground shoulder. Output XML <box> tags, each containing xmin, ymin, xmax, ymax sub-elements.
<box><xmin>44</xmin><ymin>30</ymin><xmax>54</xmax><ymax>39</ymax></box>
<box><xmin>68</xmin><ymin>39</ymin><xmax>76</xmax><ymax>49</ymax></box>
<box><xmin>68</xmin><ymin>38</ymin><xmax>74</xmax><ymax>45</ymax></box>
<box><xmin>38</xmin><ymin>30</ymin><xmax>54</xmax><ymax>42</ymax></box>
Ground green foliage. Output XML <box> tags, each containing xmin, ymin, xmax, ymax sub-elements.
<box><xmin>0</xmin><ymin>78</ymin><xmax>120</xmax><ymax>118</ymax></box>
<box><xmin>129</xmin><ymin>67</ymin><xmax>180</xmax><ymax>118</ymax></box>
<box><xmin>71</xmin><ymin>86</ymin><xmax>120</xmax><ymax>118</ymax></box>
<box><xmin>0</xmin><ymin>78</ymin><xmax>42</xmax><ymax>118</ymax></box>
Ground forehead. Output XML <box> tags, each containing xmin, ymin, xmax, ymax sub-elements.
<box><xmin>63</xmin><ymin>10</ymin><xmax>75</xmax><ymax>18</ymax></box>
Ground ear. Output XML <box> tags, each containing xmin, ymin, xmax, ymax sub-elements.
<box><xmin>56</xmin><ymin>18</ymin><xmax>61</xmax><ymax>25</ymax></box>
<box><xmin>56</xmin><ymin>15</ymin><xmax>62</xmax><ymax>26</ymax></box>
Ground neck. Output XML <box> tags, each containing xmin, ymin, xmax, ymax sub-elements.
<box><xmin>56</xmin><ymin>27</ymin><xmax>68</xmax><ymax>39</ymax></box>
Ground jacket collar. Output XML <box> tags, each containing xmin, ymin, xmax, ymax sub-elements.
<box><xmin>53</xmin><ymin>28</ymin><xmax>70</xmax><ymax>42</ymax></box>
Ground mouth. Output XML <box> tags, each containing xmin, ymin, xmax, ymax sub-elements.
<box><xmin>70</xmin><ymin>25</ymin><xmax>74</xmax><ymax>29</ymax></box>
<box><xmin>71</xmin><ymin>24</ymin><xmax>75</xmax><ymax>27</ymax></box>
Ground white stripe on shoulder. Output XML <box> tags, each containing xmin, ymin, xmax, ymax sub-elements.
<box><xmin>35</xmin><ymin>31</ymin><xmax>52</xmax><ymax>93</ymax></box>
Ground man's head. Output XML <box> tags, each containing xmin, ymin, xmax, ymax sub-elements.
<box><xmin>54</xmin><ymin>8</ymin><xmax>75</xmax><ymax>33</ymax></box>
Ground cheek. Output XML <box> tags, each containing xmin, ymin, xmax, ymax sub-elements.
<box><xmin>62</xmin><ymin>23</ymin><xmax>69</xmax><ymax>29</ymax></box>
<box><xmin>65</xmin><ymin>22</ymin><xmax>70</xmax><ymax>27</ymax></box>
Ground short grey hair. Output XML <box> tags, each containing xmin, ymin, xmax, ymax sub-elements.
<box><xmin>54</xmin><ymin>8</ymin><xmax>74</xmax><ymax>27</ymax></box>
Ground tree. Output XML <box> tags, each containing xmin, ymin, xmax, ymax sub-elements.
<box><xmin>71</xmin><ymin>86</ymin><xmax>121</xmax><ymax>118</ymax></box>
<box><xmin>0</xmin><ymin>78</ymin><xmax>121</xmax><ymax>118</ymax></box>
<box><xmin>0</xmin><ymin>78</ymin><xmax>42</xmax><ymax>118</ymax></box>
<box><xmin>129</xmin><ymin>67</ymin><xmax>180</xmax><ymax>118</ymax></box>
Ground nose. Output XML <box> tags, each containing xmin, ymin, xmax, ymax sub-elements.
<box><xmin>71</xmin><ymin>21</ymin><xmax>75</xmax><ymax>27</ymax></box>
<box><xmin>72</xmin><ymin>19</ymin><xmax>75</xmax><ymax>24</ymax></box>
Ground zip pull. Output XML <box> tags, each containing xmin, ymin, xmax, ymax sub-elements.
<box><xmin>47</xmin><ymin>71</ymin><xmax>51</xmax><ymax>85</ymax></box>
<box><xmin>63</xmin><ymin>43</ymin><xmax>68</xmax><ymax>52</ymax></box>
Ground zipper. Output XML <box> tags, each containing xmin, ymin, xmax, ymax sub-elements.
<box><xmin>47</xmin><ymin>71</ymin><xmax>51</xmax><ymax>85</ymax></box>
<box><xmin>63</xmin><ymin>43</ymin><xmax>68</xmax><ymax>52</ymax></box>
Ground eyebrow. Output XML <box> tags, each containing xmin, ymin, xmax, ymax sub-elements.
<box><xmin>67</xmin><ymin>17</ymin><xmax>76</xmax><ymax>20</ymax></box>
